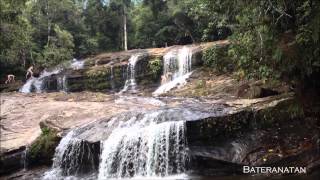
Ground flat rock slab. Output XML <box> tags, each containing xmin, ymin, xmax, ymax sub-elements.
<box><xmin>0</xmin><ymin>92</ymin><xmax>164</xmax><ymax>154</ymax></box>
<box><xmin>0</xmin><ymin>91</ymin><xmax>292</xmax><ymax>155</ymax></box>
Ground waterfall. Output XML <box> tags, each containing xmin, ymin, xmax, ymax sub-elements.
<box><xmin>57</xmin><ymin>75</ymin><xmax>68</xmax><ymax>92</ymax></box>
<box><xmin>43</xmin><ymin>107</ymin><xmax>219</xmax><ymax>179</ymax></box>
<box><xmin>21</xmin><ymin>146</ymin><xmax>29</xmax><ymax>171</ymax></box>
<box><xmin>98</xmin><ymin>121</ymin><xmax>187</xmax><ymax>179</ymax></box>
<box><xmin>153</xmin><ymin>46</ymin><xmax>193</xmax><ymax>96</ymax></box>
<box><xmin>120</xmin><ymin>54</ymin><xmax>142</xmax><ymax>93</ymax></box>
<box><xmin>19</xmin><ymin>77</ymin><xmax>36</xmax><ymax>93</ymax></box>
<box><xmin>163</xmin><ymin>50</ymin><xmax>178</xmax><ymax>78</ymax></box>
<box><xmin>70</xmin><ymin>58</ymin><xmax>85</xmax><ymax>70</ymax></box>
<box><xmin>110</xmin><ymin>66</ymin><xmax>116</xmax><ymax>91</ymax></box>
<box><xmin>177</xmin><ymin>47</ymin><xmax>192</xmax><ymax>76</ymax></box>
<box><xmin>19</xmin><ymin>58</ymin><xmax>84</xmax><ymax>93</ymax></box>
<box><xmin>20</xmin><ymin>68</ymin><xmax>62</xmax><ymax>93</ymax></box>
<box><xmin>43</xmin><ymin>131</ymin><xmax>99</xmax><ymax>179</ymax></box>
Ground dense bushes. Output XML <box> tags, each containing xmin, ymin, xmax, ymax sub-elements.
<box><xmin>148</xmin><ymin>58</ymin><xmax>163</xmax><ymax>79</ymax></box>
<box><xmin>28</xmin><ymin>127</ymin><xmax>60</xmax><ymax>166</ymax></box>
<box><xmin>200</xmin><ymin>0</ymin><xmax>320</xmax><ymax>89</ymax></box>
<box><xmin>203</xmin><ymin>45</ymin><xmax>233</xmax><ymax>73</ymax></box>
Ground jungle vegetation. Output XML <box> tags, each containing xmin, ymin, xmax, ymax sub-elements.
<box><xmin>1</xmin><ymin>0</ymin><xmax>319</xmax><ymax>88</ymax></box>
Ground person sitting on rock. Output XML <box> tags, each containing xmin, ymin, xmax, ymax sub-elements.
<box><xmin>26</xmin><ymin>65</ymin><xmax>34</xmax><ymax>79</ymax></box>
<box><xmin>161</xmin><ymin>72</ymin><xmax>173</xmax><ymax>84</ymax></box>
<box><xmin>161</xmin><ymin>75</ymin><xmax>167</xmax><ymax>85</ymax></box>
<box><xmin>5</xmin><ymin>74</ymin><xmax>15</xmax><ymax>84</ymax></box>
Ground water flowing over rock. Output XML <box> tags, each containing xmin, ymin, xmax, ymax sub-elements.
<box><xmin>110</xmin><ymin>66</ymin><xmax>116</xmax><ymax>91</ymax></box>
<box><xmin>41</xmin><ymin>106</ymin><xmax>221</xmax><ymax>179</ymax></box>
<box><xmin>19</xmin><ymin>68</ymin><xmax>63</xmax><ymax>93</ymax></box>
<box><xmin>98</xmin><ymin>120</ymin><xmax>187</xmax><ymax>179</ymax></box>
<box><xmin>153</xmin><ymin>46</ymin><xmax>193</xmax><ymax>96</ymax></box>
<box><xmin>121</xmin><ymin>54</ymin><xmax>144</xmax><ymax>93</ymax></box>
<box><xmin>43</xmin><ymin>131</ymin><xmax>100</xmax><ymax>179</ymax></box>
<box><xmin>19</xmin><ymin>59</ymin><xmax>86</xmax><ymax>93</ymax></box>
<box><xmin>57</xmin><ymin>75</ymin><xmax>68</xmax><ymax>92</ymax></box>
<box><xmin>70</xmin><ymin>59</ymin><xmax>85</xmax><ymax>70</ymax></box>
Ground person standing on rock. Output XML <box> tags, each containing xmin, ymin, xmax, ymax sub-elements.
<box><xmin>26</xmin><ymin>65</ymin><xmax>34</xmax><ymax>79</ymax></box>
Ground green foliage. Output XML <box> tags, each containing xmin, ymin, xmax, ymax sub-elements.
<box><xmin>148</xmin><ymin>58</ymin><xmax>163</xmax><ymax>78</ymax></box>
<box><xmin>294</xmin><ymin>1</ymin><xmax>320</xmax><ymax>86</ymax></box>
<box><xmin>0</xmin><ymin>0</ymin><xmax>34</xmax><ymax>77</ymax></box>
<box><xmin>130</xmin><ymin>1</ymin><xmax>184</xmax><ymax>48</ymax></box>
<box><xmin>41</xmin><ymin>25</ymin><xmax>74</xmax><ymax>67</ymax></box>
<box><xmin>1</xmin><ymin>0</ymin><xmax>320</xmax><ymax>90</ymax></box>
<box><xmin>203</xmin><ymin>45</ymin><xmax>232</xmax><ymax>73</ymax></box>
<box><xmin>29</xmin><ymin>127</ymin><xmax>59</xmax><ymax>163</ymax></box>
<box><xmin>86</xmin><ymin>68</ymin><xmax>109</xmax><ymax>78</ymax></box>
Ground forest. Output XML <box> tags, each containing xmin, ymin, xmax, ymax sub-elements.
<box><xmin>1</xmin><ymin>0</ymin><xmax>320</xmax><ymax>90</ymax></box>
<box><xmin>1</xmin><ymin>1</ymin><xmax>320</xmax><ymax>179</ymax></box>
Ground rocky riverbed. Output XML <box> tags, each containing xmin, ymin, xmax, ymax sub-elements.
<box><xmin>1</xmin><ymin>90</ymin><xmax>319</xmax><ymax>179</ymax></box>
<box><xmin>1</xmin><ymin>40</ymin><xmax>319</xmax><ymax>179</ymax></box>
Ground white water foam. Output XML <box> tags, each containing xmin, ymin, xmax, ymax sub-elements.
<box><xmin>43</xmin><ymin>107</ymin><xmax>220</xmax><ymax>180</ymax></box>
<box><xmin>153</xmin><ymin>72</ymin><xmax>192</xmax><ymax>96</ymax></box>
<box><xmin>153</xmin><ymin>46</ymin><xmax>193</xmax><ymax>96</ymax></box>
<box><xmin>20</xmin><ymin>58</ymin><xmax>84</xmax><ymax>93</ymax></box>
<box><xmin>57</xmin><ymin>75</ymin><xmax>68</xmax><ymax>92</ymax></box>
<box><xmin>43</xmin><ymin>131</ymin><xmax>76</xmax><ymax>179</ymax></box>
<box><xmin>20</xmin><ymin>68</ymin><xmax>62</xmax><ymax>93</ymax></box>
<box><xmin>120</xmin><ymin>54</ymin><xmax>142</xmax><ymax>93</ymax></box>
<box><xmin>98</xmin><ymin>112</ymin><xmax>187</xmax><ymax>179</ymax></box>
<box><xmin>70</xmin><ymin>58</ymin><xmax>85</xmax><ymax>70</ymax></box>
<box><xmin>115</xmin><ymin>96</ymin><xmax>166</xmax><ymax>107</ymax></box>
<box><xmin>43</xmin><ymin>130</ymin><xmax>98</xmax><ymax>179</ymax></box>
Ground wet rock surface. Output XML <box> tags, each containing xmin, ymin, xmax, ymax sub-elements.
<box><xmin>187</xmin><ymin>95</ymin><xmax>320</xmax><ymax>176</ymax></box>
<box><xmin>1</xmin><ymin>40</ymin><xmax>319</xmax><ymax>179</ymax></box>
<box><xmin>1</xmin><ymin>91</ymin><xmax>320</xmax><ymax>178</ymax></box>
<box><xmin>6</xmin><ymin>41</ymin><xmax>224</xmax><ymax>94</ymax></box>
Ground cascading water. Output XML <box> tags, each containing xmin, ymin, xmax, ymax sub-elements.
<box><xmin>70</xmin><ymin>58</ymin><xmax>85</xmax><ymax>70</ymax></box>
<box><xmin>163</xmin><ymin>50</ymin><xmax>178</xmax><ymax>80</ymax></box>
<box><xmin>21</xmin><ymin>146</ymin><xmax>29</xmax><ymax>171</ymax></box>
<box><xmin>98</xmin><ymin>112</ymin><xmax>188</xmax><ymax>179</ymax></box>
<box><xmin>153</xmin><ymin>46</ymin><xmax>193</xmax><ymax>96</ymax></box>
<box><xmin>19</xmin><ymin>77</ymin><xmax>36</xmax><ymax>93</ymax></box>
<box><xmin>20</xmin><ymin>68</ymin><xmax>62</xmax><ymax>93</ymax></box>
<box><xmin>120</xmin><ymin>54</ymin><xmax>142</xmax><ymax>93</ymax></box>
<box><xmin>110</xmin><ymin>66</ymin><xmax>116</xmax><ymax>91</ymax></box>
<box><xmin>178</xmin><ymin>47</ymin><xmax>193</xmax><ymax>76</ymax></box>
<box><xmin>43</xmin><ymin>106</ymin><xmax>221</xmax><ymax>179</ymax></box>
<box><xmin>20</xmin><ymin>59</ymin><xmax>85</xmax><ymax>93</ymax></box>
<box><xmin>43</xmin><ymin>131</ymin><xmax>99</xmax><ymax>179</ymax></box>
<box><xmin>57</xmin><ymin>75</ymin><xmax>68</xmax><ymax>92</ymax></box>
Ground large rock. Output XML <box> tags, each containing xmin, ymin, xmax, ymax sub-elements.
<box><xmin>2</xmin><ymin>91</ymin><xmax>318</xmax><ymax>177</ymax></box>
<box><xmin>25</xmin><ymin>41</ymin><xmax>228</xmax><ymax>94</ymax></box>
<box><xmin>187</xmin><ymin>95</ymin><xmax>320</xmax><ymax>176</ymax></box>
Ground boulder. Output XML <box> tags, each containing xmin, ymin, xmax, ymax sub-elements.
<box><xmin>187</xmin><ymin>95</ymin><xmax>320</xmax><ymax>176</ymax></box>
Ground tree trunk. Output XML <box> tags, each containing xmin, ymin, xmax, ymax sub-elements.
<box><xmin>123</xmin><ymin>5</ymin><xmax>128</xmax><ymax>51</ymax></box>
<box><xmin>47</xmin><ymin>0</ymin><xmax>51</xmax><ymax>46</ymax></box>
<box><xmin>21</xmin><ymin>49</ymin><xmax>26</xmax><ymax>68</ymax></box>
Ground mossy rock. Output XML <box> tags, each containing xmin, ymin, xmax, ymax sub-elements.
<box><xmin>253</xmin><ymin>97</ymin><xmax>304</xmax><ymax>128</ymax></box>
<box><xmin>65</xmin><ymin>56</ymin><xmax>163</xmax><ymax>92</ymax></box>
<box><xmin>187</xmin><ymin>96</ymin><xmax>303</xmax><ymax>146</ymax></box>
<box><xmin>27</xmin><ymin>125</ymin><xmax>61</xmax><ymax>166</ymax></box>
<box><xmin>148</xmin><ymin>57</ymin><xmax>163</xmax><ymax>80</ymax></box>
<box><xmin>0</xmin><ymin>81</ymin><xmax>23</xmax><ymax>92</ymax></box>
